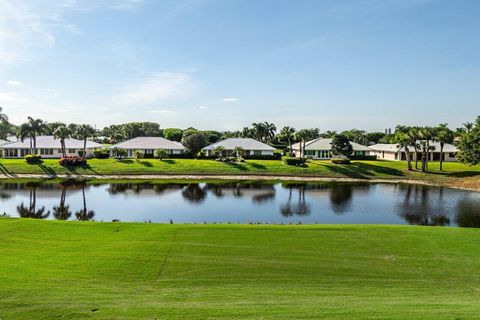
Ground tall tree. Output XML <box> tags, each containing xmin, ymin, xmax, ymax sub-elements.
<box><xmin>19</xmin><ymin>117</ymin><xmax>47</xmax><ymax>154</ymax></box>
<box><xmin>418</xmin><ymin>127</ymin><xmax>435</xmax><ymax>172</ymax></box>
<box><xmin>394</xmin><ymin>131</ymin><xmax>414</xmax><ymax>171</ymax></box>
<box><xmin>75</xmin><ymin>124</ymin><xmax>96</xmax><ymax>159</ymax></box>
<box><xmin>408</xmin><ymin>127</ymin><xmax>421</xmax><ymax>170</ymax></box>
<box><xmin>435</xmin><ymin>123</ymin><xmax>454</xmax><ymax>172</ymax></box>
<box><xmin>53</xmin><ymin>126</ymin><xmax>71</xmax><ymax>158</ymax></box>
<box><xmin>330</xmin><ymin>134</ymin><xmax>353</xmax><ymax>158</ymax></box>
<box><xmin>280</xmin><ymin>126</ymin><xmax>296</xmax><ymax>156</ymax></box>
<box><xmin>457</xmin><ymin>116</ymin><xmax>480</xmax><ymax>166</ymax></box>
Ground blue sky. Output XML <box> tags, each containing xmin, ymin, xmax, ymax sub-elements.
<box><xmin>0</xmin><ymin>0</ymin><xmax>479</xmax><ymax>131</ymax></box>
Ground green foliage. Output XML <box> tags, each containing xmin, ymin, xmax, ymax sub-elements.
<box><xmin>24</xmin><ymin>154</ymin><xmax>42</xmax><ymax>164</ymax></box>
<box><xmin>331</xmin><ymin>134</ymin><xmax>353</xmax><ymax>157</ymax></box>
<box><xmin>283</xmin><ymin>157</ymin><xmax>303</xmax><ymax>166</ymax></box>
<box><xmin>331</xmin><ymin>158</ymin><xmax>351</xmax><ymax>164</ymax></box>
<box><xmin>93</xmin><ymin>148</ymin><xmax>110</xmax><ymax>159</ymax></box>
<box><xmin>183</xmin><ymin>132</ymin><xmax>207</xmax><ymax>156</ymax></box>
<box><xmin>163</xmin><ymin>128</ymin><xmax>183</xmax><ymax>142</ymax></box>
<box><xmin>154</xmin><ymin>149</ymin><xmax>169</xmax><ymax>160</ymax></box>
<box><xmin>212</xmin><ymin>146</ymin><xmax>225</xmax><ymax>158</ymax></box>
<box><xmin>132</xmin><ymin>150</ymin><xmax>144</xmax><ymax>161</ymax></box>
<box><xmin>457</xmin><ymin>116</ymin><xmax>480</xmax><ymax>165</ymax></box>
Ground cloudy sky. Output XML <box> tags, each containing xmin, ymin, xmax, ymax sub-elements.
<box><xmin>0</xmin><ymin>0</ymin><xmax>479</xmax><ymax>130</ymax></box>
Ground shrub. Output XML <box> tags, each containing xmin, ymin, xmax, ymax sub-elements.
<box><xmin>24</xmin><ymin>154</ymin><xmax>42</xmax><ymax>164</ymax></box>
<box><xmin>349</xmin><ymin>155</ymin><xmax>377</xmax><ymax>160</ymax></box>
<box><xmin>132</xmin><ymin>150</ymin><xmax>144</xmax><ymax>161</ymax></box>
<box><xmin>244</xmin><ymin>153</ymin><xmax>282</xmax><ymax>160</ymax></box>
<box><xmin>93</xmin><ymin>148</ymin><xmax>110</xmax><ymax>159</ymax></box>
<box><xmin>283</xmin><ymin>157</ymin><xmax>303</xmax><ymax>166</ymax></box>
<box><xmin>331</xmin><ymin>158</ymin><xmax>351</xmax><ymax>164</ymax></box>
<box><xmin>59</xmin><ymin>156</ymin><xmax>87</xmax><ymax>166</ymax></box>
<box><xmin>154</xmin><ymin>149</ymin><xmax>169</xmax><ymax>160</ymax></box>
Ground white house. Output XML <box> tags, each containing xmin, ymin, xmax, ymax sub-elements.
<box><xmin>203</xmin><ymin>138</ymin><xmax>276</xmax><ymax>157</ymax></box>
<box><xmin>110</xmin><ymin>137</ymin><xmax>185</xmax><ymax>157</ymax></box>
<box><xmin>369</xmin><ymin>141</ymin><xmax>458</xmax><ymax>162</ymax></box>
<box><xmin>292</xmin><ymin>138</ymin><xmax>371</xmax><ymax>159</ymax></box>
<box><xmin>1</xmin><ymin>136</ymin><xmax>103</xmax><ymax>158</ymax></box>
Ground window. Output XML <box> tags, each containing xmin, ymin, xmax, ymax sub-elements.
<box><xmin>254</xmin><ymin>150</ymin><xmax>261</xmax><ymax>156</ymax></box>
<box><xmin>68</xmin><ymin>149</ymin><xmax>76</xmax><ymax>154</ymax></box>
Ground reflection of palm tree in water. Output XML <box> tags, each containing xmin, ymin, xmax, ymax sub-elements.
<box><xmin>16</xmin><ymin>187</ymin><xmax>50</xmax><ymax>219</ymax></box>
<box><xmin>182</xmin><ymin>184</ymin><xmax>207</xmax><ymax>204</ymax></box>
<box><xmin>398</xmin><ymin>185</ymin><xmax>450</xmax><ymax>226</ymax></box>
<box><xmin>329</xmin><ymin>184</ymin><xmax>353</xmax><ymax>215</ymax></box>
<box><xmin>75</xmin><ymin>186</ymin><xmax>95</xmax><ymax>221</ymax></box>
<box><xmin>53</xmin><ymin>184</ymin><xmax>71</xmax><ymax>220</ymax></box>
<box><xmin>280</xmin><ymin>185</ymin><xmax>310</xmax><ymax>217</ymax></box>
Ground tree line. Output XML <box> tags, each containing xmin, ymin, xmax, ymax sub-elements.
<box><xmin>1</xmin><ymin>107</ymin><xmax>479</xmax><ymax>167</ymax></box>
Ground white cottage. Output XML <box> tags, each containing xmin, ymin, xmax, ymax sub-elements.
<box><xmin>110</xmin><ymin>137</ymin><xmax>185</xmax><ymax>157</ymax></box>
<box><xmin>202</xmin><ymin>138</ymin><xmax>276</xmax><ymax>157</ymax></box>
<box><xmin>369</xmin><ymin>141</ymin><xmax>458</xmax><ymax>162</ymax></box>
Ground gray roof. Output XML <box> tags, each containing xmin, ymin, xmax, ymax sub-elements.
<box><xmin>110</xmin><ymin>137</ymin><xmax>184</xmax><ymax>150</ymax></box>
<box><xmin>369</xmin><ymin>141</ymin><xmax>457</xmax><ymax>153</ymax></box>
<box><xmin>292</xmin><ymin>138</ymin><xmax>371</xmax><ymax>152</ymax></box>
<box><xmin>0</xmin><ymin>139</ymin><xmax>8</xmax><ymax>146</ymax></box>
<box><xmin>2</xmin><ymin>136</ymin><xmax>103</xmax><ymax>149</ymax></box>
<box><xmin>203</xmin><ymin>138</ymin><xmax>276</xmax><ymax>151</ymax></box>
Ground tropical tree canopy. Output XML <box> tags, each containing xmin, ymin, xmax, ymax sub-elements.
<box><xmin>330</xmin><ymin>134</ymin><xmax>353</xmax><ymax>157</ymax></box>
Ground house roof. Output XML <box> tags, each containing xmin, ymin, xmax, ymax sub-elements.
<box><xmin>292</xmin><ymin>138</ymin><xmax>371</xmax><ymax>152</ymax></box>
<box><xmin>2</xmin><ymin>136</ymin><xmax>103</xmax><ymax>149</ymax></box>
<box><xmin>110</xmin><ymin>137</ymin><xmax>184</xmax><ymax>150</ymax></box>
<box><xmin>203</xmin><ymin>138</ymin><xmax>276</xmax><ymax>151</ymax></box>
<box><xmin>0</xmin><ymin>139</ymin><xmax>8</xmax><ymax>146</ymax></box>
<box><xmin>369</xmin><ymin>141</ymin><xmax>458</xmax><ymax>153</ymax></box>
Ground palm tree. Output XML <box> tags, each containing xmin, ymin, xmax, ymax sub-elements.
<box><xmin>252</xmin><ymin>123</ymin><xmax>267</xmax><ymax>142</ymax></box>
<box><xmin>19</xmin><ymin>117</ymin><xmax>47</xmax><ymax>154</ymax></box>
<box><xmin>394</xmin><ymin>131</ymin><xmax>413</xmax><ymax>171</ymax></box>
<box><xmin>418</xmin><ymin>127</ymin><xmax>435</xmax><ymax>172</ymax></box>
<box><xmin>408</xmin><ymin>127</ymin><xmax>421</xmax><ymax>170</ymax></box>
<box><xmin>53</xmin><ymin>126</ymin><xmax>71</xmax><ymax>158</ymax></box>
<box><xmin>75</xmin><ymin>186</ymin><xmax>95</xmax><ymax>221</ymax></box>
<box><xmin>234</xmin><ymin>146</ymin><xmax>244</xmax><ymax>158</ymax></box>
<box><xmin>280</xmin><ymin>126</ymin><xmax>296</xmax><ymax>156</ymax></box>
<box><xmin>75</xmin><ymin>124</ymin><xmax>95</xmax><ymax>159</ymax></box>
<box><xmin>263</xmin><ymin>122</ymin><xmax>277</xmax><ymax>142</ymax></box>
<box><xmin>435</xmin><ymin>123</ymin><xmax>454</xmax><ymax>172</ymax></box>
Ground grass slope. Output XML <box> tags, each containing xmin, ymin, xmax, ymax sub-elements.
<box><xmin>1</xmin><ymin>219</ymin><xmax>480</xmax><ymax>319</ymax></box>
<box><xmin>1</xmin><ymin>158</ymin><xmax>480</xmax><ymax>179</ymax></box>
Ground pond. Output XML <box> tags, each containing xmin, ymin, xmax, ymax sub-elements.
<box><xmin>1</xmin><ymin>181</ymin><xmax>480</xmax><ymax>227</ymax></box>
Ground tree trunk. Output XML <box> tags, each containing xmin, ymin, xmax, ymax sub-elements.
<box><xmin>405</xmin><ymin>147</ymin><xmax>412</xmax><ymax>171</ymax></box>
<box><xmin>83</xmin><ymin>138</ymin><xmax>87</xmax><ymax>159</ymax></box>
<box><xmin>288</xmin><ymin>138</ymin><xmax>292</xmax><ymax>156</ymax></box>
<box><xmin>439</xmin><ymin>143</ymin><xmax>444</xmax><ymax>172</ymax></box>
<box><xmin>413</xmin><ymin>146</ymin><xmax>418</xmax><ymax>170</ymax></box>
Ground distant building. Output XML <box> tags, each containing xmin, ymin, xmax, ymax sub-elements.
<box><xmin>203</xmin><ymin>138</ymin><xmax>276</xmax><ymax>156</ymax></box>
<box><xmin>110</xmin><ymin>137</ymin><xmax>185</xmax><ymax>157</ymax></box>
<box><xmin>1</xmin><ymin>136</ymin><xmax>103</xmax><ymax>158</ymax></box>
<box><xmin>292</xmin><ymin>138</ymin><xmax>371</xmax><ymax>159</ymax></box>
<box><xmin>369</xmin><ymin>141</ymin><xmax>458</xmax><ymax>162</ymax></box>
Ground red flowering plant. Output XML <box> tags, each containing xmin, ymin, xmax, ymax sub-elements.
<box><xmin>59</xmin><ymin>156</ymin><xmax>87</xmax><ymax>166</ymax></box>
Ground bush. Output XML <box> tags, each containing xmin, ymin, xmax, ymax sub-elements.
<box><xmin>244</xmin><ymin>153</ymin><xmax>282</xmax><ymax>160</ymax></box>
<box><xmin>93</xmin><ymin>148</ymin><xmax>110</xmax><ymax>159</ymax></box>
<box><xmin>283</xmin><ymin>157</ymin><xmax>303</xmax><ymax>166</ymax></box>
<box><xmin>24</xmin><ymin>154</ymin><xmax>42</xmax><ymax>164</ymax></box>
<box><xmin>154</xmin><ymin>149</ymin><xmax>169</xmax><ymax>160</ymax></box>
<box><xmin>331</xmin><ymin>158</ymin><xmax>351</xmax><ymax>164</ymax></box>
<box><xmin>132</xmin><ymin>150</ymin><xmax>145</xmax><ymax>161</ymax></box>
<box><xmin>349</xmin><ymin>155</ymin><xmax>377</xmax><ymax>160</ymax></box>
<box><xmin>59</xmin><ymin>156</ymin><xmax>87</xmax><ymax>166</ymax></box>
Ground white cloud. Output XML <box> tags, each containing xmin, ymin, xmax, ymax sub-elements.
<box><xmin>112</xmin><ymin>72</ymin><xmax>195</xmax><ymax>105</ymax></box>
<box><xmin>6</xmin><ymin>80</ymin><xmax>22</xmax><ymax>86</ymax></box>
<box><xmin>198</xmin><ymin>105</ymin><xmax>207</xmax><ymax>109</ymax></box>
<box><xmin>222</xmin><ymin>97</ymin><xmax>238</xmax><ymax>102</ymax></box>
<box><xmin>0</xmin><ymin>92</ymin><xmax>31</xmax><ymax>103</ymax></box>
<box><xmin>151</xmin><ymin>109</ymin><xmax>175</xmax><ymax>114</ymax></box>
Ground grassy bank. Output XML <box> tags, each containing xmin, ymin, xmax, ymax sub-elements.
<box><xmin>0</xmin><ymin>219</ymin><xmax>479</xmax><ymax>319</ymax></box>
<box><xmin>1</xmin><ymin>158</ymin><xmax>480</xmax><ymax>189</ymax></box>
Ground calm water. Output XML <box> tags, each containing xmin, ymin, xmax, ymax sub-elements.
<box><xmin>1</xmin><ymin>181</ymin><xmax>480</xmax><ymax>227</ymax></box>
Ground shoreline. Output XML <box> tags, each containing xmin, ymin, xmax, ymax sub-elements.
<box><xmin>1</xmin><ymin>172</ymin><xmax>479</xmax><ymax>192</ymax></box>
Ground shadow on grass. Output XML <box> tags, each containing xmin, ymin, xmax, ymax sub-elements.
<box><xmin>118</xmin><ymin>159</ymin><xmax>134</xmax><ymax>164</ymax></box>
<box><xmin>139</xmin><ymin>161</ymin><xmax>153</xmax><ymax>167</ymax></box>
<box><xmin>447</xmin><ymin>171</ymin><xmax>480</xmax><ymax>178</ymax></box>
<box><xmin>225</xmin><ymin>162</ymin><xmax>248</xmax><ymax>171</ymax></box>
<box><xmin>161</xmin><ymin>159</ymin><xmax>176</xmax><ymax>164</ymax></box>
<box><xmin>65</xmin><ymin>164</ymin><xmax>102</xmax><ymax>175</ymax></box>
<box><xmin>249</xmin><ymin>162</ymin><xmax>267</xmax><ymax>170</ymax></box>
<box><xmin>323</xmin><ymin>162</ymin><xmax>405</xmax><ymax>179</ymax></box>
<box><xmin>0</xmin><ymin>163</ymin><xmax>12</xmax><ymax>175</ymax></box>
<box><xmin>38</xmin><ymin>164</ymin><xmax>56</xmax><ymax>176</ymax></box>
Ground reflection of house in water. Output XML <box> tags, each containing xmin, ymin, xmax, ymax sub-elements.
<box><xmin>396</xmin><ymin>184</ymin><xmax>451</xmax><ymax>226</ymax></box>
<box><xmin>106</xmin><ymin>183</ymin><xmax>185</xmax><ymax>196</ymax></box>
<box><xmin>204</xmin><ymin>182</ymin><xmax>276</xmax><ymax>204</ymax></box>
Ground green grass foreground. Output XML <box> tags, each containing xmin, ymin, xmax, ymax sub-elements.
<box><xmin>1</xmin><ymin>219</ymin><xmax>480</xmax><ymax>319</ymax></box>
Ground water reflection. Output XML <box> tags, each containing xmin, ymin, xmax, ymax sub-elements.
<box><xmin>397</xmin><ymin>184</ymin><xmax>451</xmax><ymax>226</ymax></box>
<box><xmin>0</xmin><ymin>181</ymin><xmax>479</xmax><ymax>227</ymax></box>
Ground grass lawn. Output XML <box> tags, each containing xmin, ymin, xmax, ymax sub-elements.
<box><xmin>1</xmin><ymin>219</ymin><xmax>480</xmax><ymax>319</ymax></box>
<box><xmin>0</xmin><ymin>157</ymin><xmax>479</xmax><ymax>178</ymax></box>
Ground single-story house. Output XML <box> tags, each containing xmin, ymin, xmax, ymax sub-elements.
<box><xmin>1</xmin><ymin>136</ymin><xmax>103</xmax><ymax>158</ymax></box>
<box><xmin>369</xmin><ymin>141</ymin><xmax>458</xmax><ymax>162</ymax></box>
<box><xmin>203</xmin><ymin>138</ymin><xmax>276</xmax><ymax>157</ymax></box>
<box><xmin>292</xmin><ymin>138</ymin><xmax>371</xmax><ymax>159</ymax></box>
<box><xmin>0</xmin><ymin>139</ymin><xmax>8</xmax><ymax>146</ymax></box>
<box><xmin>110</xmin><ymin>137</ymin><xmax>185</xmax><ymax>157</ymax></box>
